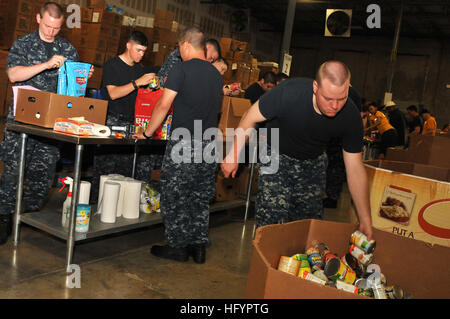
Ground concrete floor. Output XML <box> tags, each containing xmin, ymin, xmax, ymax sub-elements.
<box><xmin>0</xmin><ymin>119</ymin><xmax>357</xmax><ymax>299</ymax></box>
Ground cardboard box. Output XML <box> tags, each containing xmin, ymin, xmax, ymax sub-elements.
<box><xmin>87</xmin><ymin>66</ymin><xmax>103</xmax><ymax>89</ymax></box>
<box><xmin>154</xmin><ymin>9</ymin><xmax>174</xmax><ymax>30</ymax></box>
<box><xmin>406</xmin><ymin>135</ymin><xmax>450</xmax><ymax>168</ymax></box>
<box><xmin>215</xmin><ymin>173</ymin><xmax>239</xmax><ymax>202</ymax></box>
<box><xmin>135</xmin><ymin>16</ymin><xmax>154</xmax><ymax>28</ymax></box>
<box><xmin>246</xmin><ymin>219</ymin><xmax>450</xmax><ymax>299</ymax></box>
<box><xmin>363</xmin><ymin>160</ymin><xmax>450</xmax><ymax>247</ymax></box>
<box><xmin>78</xmin><ymin>48</ymin><xmax>106</xmax><ymax>66</ymax></box>
<box><xmin>101</xmin><ymin>10</ymin><xmax>123</xmax><ymax>27</ymax></box>
<box><xmin>151</xmin><ymin>169</ymin><xmax>161</xmax><ymax>181</ymax></box>
<box><xmin>231</xmin><ymin>39</ymin><xmax>247</xmax><ymax>52</ymax></box>
<box><xmin>153</xmin><ymin>27</ymin><xmax>177</xmax><ymax>45</ymax></box>
<box><xmin>218</xmin><ymin>96</ymin><xmax>251</xmax><ymax>139</ymax></box>
<box><xmin>236</xmin><ymin>165</ymin><xmax>258</xmax><ymax>196</ymax></box>
<box><xmin>86</xmin><ymin>0</ymin><xmax>106</xmax><ymax>9</ymax></box>
<box><xmin>0</xmin><ymin>81</ymin><xmax>8</xmax><ymax>117</ymax></box>
<box><xmin>385</xmin><ymin>147</ymin><xmax>408</xmax><ymax>162</ymax></box>
<box><xmin>14</xmin><ymin>89</ymin><xmax>108</xmax><ymax>128</ymax></box>
<box><xmin>220</xmin><ymin>37</ymin><xmax>232</xmax><ymax>53</ymax></box>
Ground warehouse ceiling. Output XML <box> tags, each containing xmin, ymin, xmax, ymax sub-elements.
<box><xmin>208</xmin><ymin>0</ymin><xmax>450</xmax><ymax>39</ymax></box>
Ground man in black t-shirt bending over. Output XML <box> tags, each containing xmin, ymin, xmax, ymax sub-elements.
<box><xmin>92</xmin><ymin>31</ymin><xmax>159</xmax><ymax>202</ymax></box>
<box><xmin>221</xmin><ymin>61</ymin><xmax>373</xmax><ymax>240</ymax></box>
<box><xmin>135</xmin><ymin>27</ymin><xmax>223</xmax><ymax>263</ymax></box>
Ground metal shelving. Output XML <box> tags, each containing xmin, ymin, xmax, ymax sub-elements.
<box><xmin>7</xmin><ymin>123</ymin><xmax>254</xmax><ymax>269</ymax></box>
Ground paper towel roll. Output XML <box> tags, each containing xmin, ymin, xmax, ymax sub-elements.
<box><xmin>100</xmin><ymin>181</ymin><xmax>121</xmax><ymax>223</ymax></box>
<box><xmin>122</xmin><ymin>180</ymin><xmax>143</xmax><ymax>219</ymax></box>
<box><xmin>109</xmin><ymin>177</ymin><xmax>128</xmax><ymax>218</ymax></box>
<box><xmin>79</xmin><ymin>181</ymin><xmax>91</xmax><ymax>205</ymax></box>
<box><xmin>98</xmin><ymin>174</ymin><xmax>124</xmax><ymax>215</ymax></box>
<box><xmin>93</xmin><ymin>124</ymin><xmax>111</xmax><ymax>137</ymax></box>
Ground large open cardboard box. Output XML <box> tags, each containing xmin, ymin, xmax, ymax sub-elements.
<box><xmin>363</xmin><ymin>160</ymin><xmax>450</xmax><ymax>247</ymax></box>
<box><xmin>15</xmin><ymin>89</ymin><xmax>108</xmax><ymax>128</ymax></box>
<box><xmin>407</xmin><ymin>135</ymin><xmax>450</xmax><ymax>168</ymax></box>
<box><xmin>246</xmin><ymin>219</ymin><xmax>450</xmax><ymax>299</ymax></box>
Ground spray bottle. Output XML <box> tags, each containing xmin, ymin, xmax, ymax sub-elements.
<box><xmin>59</xmin><ymin>177</ymin><xmax>73</xmax><ymax>228</ymax></box>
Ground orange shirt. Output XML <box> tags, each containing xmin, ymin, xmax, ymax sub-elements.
<box><xmin>369</xmin><ymin>111</ymin><xmax>394</xmax><ymax>135</ymax></box>
<box><xmin>422</xmin><ymin>116</ymin><xmax>437</xmax><ymax>136</ymax></box>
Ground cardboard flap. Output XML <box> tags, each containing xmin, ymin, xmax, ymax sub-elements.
<box><xmin>230</xmin><ymin>98</ymin><xmax>251</xmax><ymax>117</ymax></box>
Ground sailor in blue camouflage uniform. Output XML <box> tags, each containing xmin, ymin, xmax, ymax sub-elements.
<box><xmin>135</xmin><ymin>27</ymin><xmax>223</xmax><ymax>263</ymax></box>
<box><xmin>0</xmin><ymin>2</ymin><xmax>84</xmax><ymax>244</ymax></box>
<box><xmin>222</xmin><ymin>61</ymin><xmax>374</xmax><ymax>240</ymax></box>
<box><xmin>157</xmin><ymin>39</ymin><xmax>221</xmax><ymax>87</ymax></box>
<box><xmin>91</xmin><ymin>31</ymin><xmax>160</xmax><ymax>202</ymax></box>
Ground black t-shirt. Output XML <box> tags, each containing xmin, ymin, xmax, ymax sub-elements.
<box><xmin>408</xmin><ymin>115</ymin><xmax>423</xmax><ymax>133</ymax></box>
<box><xmin>244</xmin><ymin>82</ymin><xmax>265</xmax><ymax>104</ymax></box>
<box><xmin>389</xmin><ymin>108</ymin><xmax>407</xmax><ymax>145</ymax></box>
<box><xmin>165</xmin><ymin>58</ymin><xmax>223</xmax><ymax>135</ymax></box>
<box><xmin>102</xmin><ymin>56</ymin><xmax>146</xmax><ymax>123</ymax></box>
<box><xmin>259</xmin><ymin>78</ymin><xmax>363</xmax><ymax>160</ymax></box>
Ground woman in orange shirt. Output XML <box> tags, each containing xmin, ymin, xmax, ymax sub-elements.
<box><xmin>365</xmin><ymin>103</ymin><xmax>398</xmax><ymax>158</ymax></box>
<box><xmin>420</xmin><ymin>109</ymin><xmax>437</xmax><ymax>136</ymax></box>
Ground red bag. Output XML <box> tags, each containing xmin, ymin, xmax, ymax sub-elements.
<box><xmin>134</xmin><ymin>88</ymin><xmax>173</xmax><ymax>140</ymax></box>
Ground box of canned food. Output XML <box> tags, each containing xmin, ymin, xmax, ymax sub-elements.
<box><xmin>246</xmin><ymin>219</ymin><xmax>449</xmax><ymax>299</ymax></box>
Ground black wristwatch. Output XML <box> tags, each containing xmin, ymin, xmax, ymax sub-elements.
<box><xmin>142</xmin><ymin>130</ymin><xmax>151</xmax><ymax>139</ymax></box>
<box><xmin>131</xmin><ymin>80</ymin><xmax>138</xmax><ymax>90</ymax></box>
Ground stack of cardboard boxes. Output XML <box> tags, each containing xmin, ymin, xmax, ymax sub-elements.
<box><xmin>220</xmin><ymin>37</ymin><xmax>260</xmax><ymax>90</ymax></box>
<box><xmin>0</xmin><ymin>0</ymin><xmax>46</xmax><ymax>116</ymax></box>
<box><xmin>0</xmin><ymin>50</ymin><xmax>8</xmax><ymax>117</ymax></box>
<box><xmin>0</xmin><ymin>0</ymin><xmax>46</xmax><ymax>50</ymax></box>
<box><xmin>60</xmin><ymin>0</ymin><xmax>123</xmax><ymax>89</ymax></box>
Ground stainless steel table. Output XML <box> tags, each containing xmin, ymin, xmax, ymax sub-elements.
<box><xmin>7</xmin><ymin>123</ymin><xmax>256</xmax><ymax>270</ymax></box>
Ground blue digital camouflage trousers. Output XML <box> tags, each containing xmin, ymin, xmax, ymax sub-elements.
<box><xmin>0</xmin><ymin>129</ymin><xmax>60</xmax><ymax>216</ymax></box>
<box><xmin>256</xmin><ymin>150</ymin><xmax>327</xmax><ymax>228</ymax></box>
<box><xmin>160</xmin><ymin>138</ymin><xmax>217</xmax><ymax>248</ymax></box>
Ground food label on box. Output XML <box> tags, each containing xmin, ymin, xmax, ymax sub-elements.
<box><xmin>364</xmin><ymin>164</ymin><xmax>450</xmax><ymax>247</ymax></box>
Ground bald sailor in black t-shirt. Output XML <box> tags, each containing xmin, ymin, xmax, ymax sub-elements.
<box><xmin>221</xmin><ymin>61</ymin><xmax>373</xmax><ymax>240</ymax></box>
<box><xmin>134</xmin><ymin>27</ymin><xmax>223</xmax><ymax>264</ymax></box>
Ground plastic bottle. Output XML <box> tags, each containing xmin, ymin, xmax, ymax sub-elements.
<box><xmin>59</xmin><ymin>177</ymin><xmax>74</xmax><ymax>228</ymax></box>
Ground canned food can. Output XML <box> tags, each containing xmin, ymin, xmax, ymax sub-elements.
<box><xmin>301</xmin><ymin>271</ymin><xmax>327</xmax><ymax>286</ymax></box>
<box><xmin>349</xmin><ymin>244</ymin><xmax>374</xmax><ymax>266</ymax></box>
<box><xmin>355</xmin><ymin>278</ymin><xmax>369</xmax><ymax>289</ymax></box>
<box><xmin>385</xmin><ymin>285</ymin><xmax>404</xmax><ymax>299</ymax></box>
<box><xmin>75</xmin><ymin>204</ymin><xmax>91</xmax><ymax>233</ymax></box>
<box><xmin>313</xmin><ymin>269</ymin><xmax>329</xmax><ymax>282</ymax></box>
<box><xmin>298</xmin><ymin>259</ymin><xmax>312</xmax><ymax>278</ymax></box>
<box><xmin>324</xmin><ymin>257</ymin><xmax>356</xmax><ymax>284</ymax></box>
<box><xmin>363</xmin><ymin>271</ymin><xmax>387</xmax><ymax>286</ymax></box>
<box><xmin>315</xmin><ymin>242</ymin><xmax>330</xmax><ymax>256</ymax></box>
<box><xmin>342</xmin><ymin>253</ymin><xmax>363</xmax><ymax>277</ymax></box>
<box><xmin>335</xmin><ymin>280</ymin><xmax>359</xmax><ymax>294</ymax></box>
<box><xmin>372</xmin><ymin>283</ymin><xmax>388</xmax><ymax>299</ymax></box>
<box><xmin>358</xmin><ymin>288</ymin><xmax>374</xmax><ymax>298</ymax></box>
<box><xmin>350</xmin><ymin>230</ymin><xmax>376</xmax><ymax>254</ymax></box>
<box><xmin>291</xmin><ymin>254</ymin><xmax>308</xmax><ymax>262</ymax></box>
<box><xmin>323</xmin><ymin>252</ymin><xmax>339</xmax><ymax>265</ymax></box>
<box><xmin>306</xmin><ymin>247</ymin><xmax>324</xmax><ymax>270</ymax></box>
<box><xmin>277</xmin><ymin>256</ymin><xmax>300</xmax><ymax>276</ymax></box>
<box><xmin>148</xmin><ymin>78</ymin><xmax>158</xmax><ymax>89</ymax></box>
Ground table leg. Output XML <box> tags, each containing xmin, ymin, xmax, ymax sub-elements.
<box><xmin>66</xmin><ymin>144</ymin><xmax>83</xmax><ymax>271</ymax></box>
<box><xmin>244</xmin><ymin>144</ymin><xmax>258</xmax><ymax>222</ymax></box>
<box><xmin>131</xmin><ymin>142</ymin><xmax>138</xmax><ymax>179</ymax></box>
<box><xmin>13</xmin><ymin>133</ymin><xmax>28</xmax><ymax>246</ymax></box>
